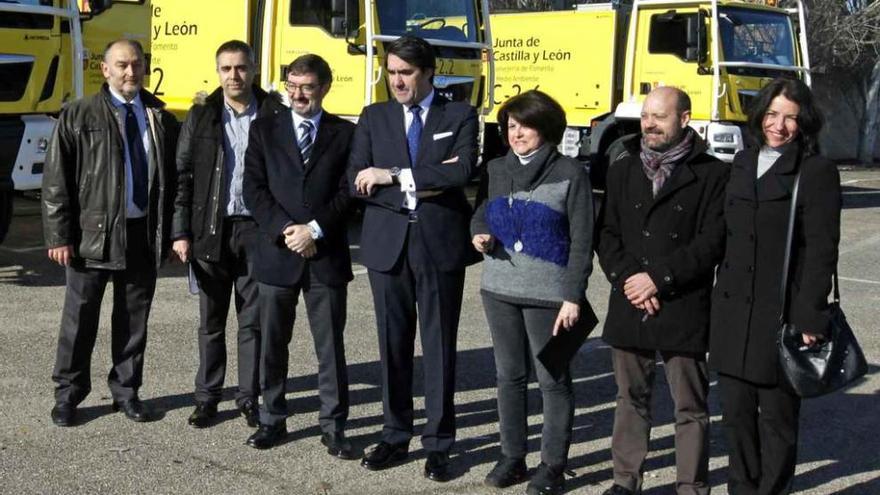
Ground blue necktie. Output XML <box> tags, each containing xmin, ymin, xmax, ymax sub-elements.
<box><xmin>298</xmin><ymin>120</ymin><xmax>314</xmax><ymax>165</ymax></box>
<box><xmin>124</xmin><ymin>103</ymin><xmax>148</xmax><ymax>210</ymax></box>
<box><xmin>407</xmin><ymin>105</ymin><xmax>422</xmax><ymax>167</ymax></box>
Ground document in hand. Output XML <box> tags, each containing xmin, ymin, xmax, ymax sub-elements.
<box><xmin>537</xmin><ymin>301</ymin><xmax>599</xmax><ymax>381</ymax></box>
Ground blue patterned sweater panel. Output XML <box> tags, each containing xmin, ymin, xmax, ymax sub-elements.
<box><xmin>484</xmin><ymin>180</ymin><xmax>571</xmax><ymax>267</ymax></box>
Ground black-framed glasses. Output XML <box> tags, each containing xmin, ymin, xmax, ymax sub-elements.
<box><xmin>284</xmin><ymin>82</ymin><xmax>319</xmax><ymax>95</ymax></box>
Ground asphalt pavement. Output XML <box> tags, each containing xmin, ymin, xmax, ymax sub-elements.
<box><xmin>0</xmin><ymin>169</ymin><xmax>878</xmax><ymax>494</ymax></box>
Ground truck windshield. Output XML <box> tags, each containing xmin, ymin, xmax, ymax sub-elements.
<box><xmin>718</xmin><ymin>7</ymin><xmax>796</xmax><ymax>76</ymax></box>
<box><xmin>375</xmin><ymin>0</ymin><xmax>479</xmax><ymax>43</ymax></box>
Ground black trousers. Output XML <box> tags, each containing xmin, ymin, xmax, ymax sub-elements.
<box><xmin>52</xmin><ymin>219</ymin><xmax>156</xmax><ymax>405</ymax></box>
<box><xmin>481</xmin><ymin>293</ymin><xmax>574</xmax><ymax>469</ymax></box>
<box><xmin>257</xmin><ymin>276</ymin><xmax>349</xmax><ymax>432</ymax></box>
<box><xmin>367</xmin><ymin>222</ymin><xmax>465</xmax><ymax>453</ymax></box>
<box><xmin>191</xmin><ymin>217</ymin><xmax>261</xmax><ymax>407</ymax></box>
<box><xmin>719</xmin><ymin>373</ymin><xmax>801</xmax><ymax>495</ymax></box>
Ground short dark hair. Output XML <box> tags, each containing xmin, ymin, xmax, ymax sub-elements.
<box><xmin>287</xmin><ymin>53</ymin><xmax>333</xmax><ymax>86</ymax></box>
<box><xmin>103</xmin><ymin>39</ymin><xmax>145</xmax><ymax>62</ymax></box>
<box><xmin>215</xmin><ymin>40</ymin><xmax>255</xmax><ymax>66</ymax></box>
<box><xmin>747</xmin><ymin>76</ymin><xmax>824</xmax><ymax>154</ymax></box>
<box><xmin>386</xmin><ymin>35</ymin><xmax>436</xmax><ymax>72</ymax></box>
<box><xmin>498</xmin><ymin>90</ymin><xmax>567</xmax><ymax>146</ymax></box>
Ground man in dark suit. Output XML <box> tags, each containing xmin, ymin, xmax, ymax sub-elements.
<box><xmin>42</xmin><ymin>39</ymin><xmax>179</xmax><ymax>426</ymax></box>
<box><xmin>350</xmin><ymin>35</ymin><xmax>478</xmax><ymax>482</ymax></box>
<box><xmin>242</xmin><ymin>54</ymin><xmax>356</xmax><ymax>458</ymax></box>
<box><xmin>171</xmin><ymin>40</ymin><xmax>268</xmax><ymax>429</ymax></box>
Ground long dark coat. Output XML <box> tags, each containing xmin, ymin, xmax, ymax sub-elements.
<box><xmin>597</xmin><ymin>135</ymin><xmax>729</xmax><ymax>353</ymax></box>
<box><xmin>709</xmin><ymin>143</ymin><xmax>841</xmax><ymax>385</ymax></box>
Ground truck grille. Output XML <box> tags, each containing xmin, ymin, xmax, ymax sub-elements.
<box><xmin>0</xmin><ymin>58</ymin><xmax>34</xmax><ymax>102</ymax></box>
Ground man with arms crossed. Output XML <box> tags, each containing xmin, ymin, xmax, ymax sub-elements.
<box><xmin>350</xmin><ymin>35</ymin><xmax>479</xmax><ymax>481</ymax></box>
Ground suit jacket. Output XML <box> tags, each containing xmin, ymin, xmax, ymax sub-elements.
<box><xmin>596</xmin><ymin>134</ymin><xmax>728</xmax><ymax>353</ymax></box>
<box><xmin>347</xmin><ymin>95</ymin><xmax>479</xmax><ymax>272</ymax></box>
<box><xmin>242</xmin><ymin>100</ymin><xmax>355</xmax><ymax>287</ymax></box>
<box><xmin>709</xmin><ymin>143</ymin><xmax>841</xmax><ymax>384</ymax></box>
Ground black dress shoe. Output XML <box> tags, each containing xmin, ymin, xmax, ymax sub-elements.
<box><xmin>187</xmin><ymin>403</ymin><xmax>217</xmax><ymax>428</ymax></box>
<box><xmin>246</xmin><ymin>423</ymin><xmax>287</xmax><ymax>450</ymax></box>
<box><xmin>237</xmin><ymin>398</ymin><xmax>259</xmax><ymax>428</ymax></box>
<box><xmin>526</xmin><ymin>463</ymin><xmax>565</xmax><ymax>495</ymax></box>
<box><xmin>51</xmin><ymin>403</ymin><xmax>76</xmax><ymax>427</ymax></box>
<box><xmin>602</xmin><ymin>484</ymin><xmax>637</xmax><ymax>495</ymax></box>
<box><xmin>424</xmin><ymin>451</ymin><xmax>452</xmax><ymax>482</ymax></box>
<box><xmin>111</xmin><ymin>398</ymin><xmax>150</xmax><ymax>422</ymax></box>
<box><xmin>321</xmin><ymin>431</ymin><xmax>359</xmax><ymax>460</ymax></box>
<box><xmin>360</xmin><ymin>441</ymin><xmax>408</xmax><ymax>471</ymax></box>
<box><xmin>484</xmin><ymin>456</ymin><xmax>528</xmax><ymax>488</ymax></box>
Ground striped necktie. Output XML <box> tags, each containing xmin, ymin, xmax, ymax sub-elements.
<box><xmin>298</xmin><ymin>120</ymin><xmax>314</xmax><ymax>165</ymax></box>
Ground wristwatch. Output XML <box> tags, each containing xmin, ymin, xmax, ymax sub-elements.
<box><xmin>389</xmin><ymin>167</ymin><xmax>401</xmax><ymax>184</ymax></box>
<box><xmin>306</xmin><ymin>224</ymin><xmax>320</xmax><ymax>240</ymax></box>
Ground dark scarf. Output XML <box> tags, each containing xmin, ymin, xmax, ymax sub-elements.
<box><xmin>640</xmin><ymin>127</ymin><xmax>695</xmax><ymax>197</ymax></box>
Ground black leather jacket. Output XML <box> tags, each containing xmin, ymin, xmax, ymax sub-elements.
<box><xmin>42</xmin><ymin>85</ymin><xmax>180</xmax><ymax>270</ymax></box>
<box><xmin>171</xmin><ymin>85</ymin><xmax>269</xmax><ymax>261</ymax></box>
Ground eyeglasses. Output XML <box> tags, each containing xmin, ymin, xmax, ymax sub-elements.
<box><xmin>284</xmin><ymin>82</ymin><xmax>319</xmax><ymax>94</ymax></box>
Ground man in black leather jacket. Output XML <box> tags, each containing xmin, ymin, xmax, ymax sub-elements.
<box><xmin>171</xmin><ymin>40</ymin><xmax>268</xmax><ymax>429</ymax></box>
<box><xmin>42</xmin><ymin>39</ymin><xmax>179</xmax><ymax>427</ymax></box>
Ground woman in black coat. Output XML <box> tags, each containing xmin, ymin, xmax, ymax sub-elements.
<box><xmin>709</xmin><ymin>77</ymin><xmax>841</xmax><ymax>494</ymax></box>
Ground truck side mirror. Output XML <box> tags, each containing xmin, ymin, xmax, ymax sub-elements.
<box><xmin>685</xmin><ymin>12</ymin><xmax>707</xmax><ymax>64</ymax></box>
<box><xmin>86</xmin><ymin>0</ymin><xmax>113</xmax><ymax>16</ymax></box>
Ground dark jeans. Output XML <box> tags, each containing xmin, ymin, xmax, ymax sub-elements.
<box><xmin>610</xmin><ymin>347</ymin><xmax>710</xmax><ymax>494</ymax></box>
<box><xmin>191</xmin><ymin>217</ymin><xmax>261</xmax><ymax>407</ymax></box>
<box><xmin>52</xmin><ymin>219</ymin><xmax>156</xmax><ymax>405</ymax></box>
<box><xmin>481</xmin><ymin>292</ymin><xmax>574</xmax><ymax>469</ymax></box>
<box><xmin>719</xmin><ymin>373</ymin><xmax>801</xmax><ymax>495</ymax></box>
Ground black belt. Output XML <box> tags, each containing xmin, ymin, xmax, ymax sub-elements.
<box><xmin>225</xmin><ymin>215</ymin><xmax>254</xmax><ymax>222</ymax></box>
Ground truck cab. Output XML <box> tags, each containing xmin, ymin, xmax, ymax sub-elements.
<box><xmin>609</xmin><ymin>0</ymin><xmax>809</xmax><ymax>161</ymax></box>
<box><xmin>146</xmin><ymin>0</ymin><xmax>492</xmax><ymax>120</ymax></box>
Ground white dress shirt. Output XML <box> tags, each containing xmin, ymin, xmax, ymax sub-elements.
<box><xmin>290</xmin><ymin>109</ymin><xmax>325</xmax><ymax>239</ymax></box>
<box><xmin>398</xmin><ymin>90</ymin><xmax>434</xmax><ymax>210</ymax></box>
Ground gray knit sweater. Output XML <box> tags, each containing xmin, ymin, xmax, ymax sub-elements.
<box><xmin>471</xmin><ymin>145</ymin><xmax>594</xmax><ymax>307</ymax></box>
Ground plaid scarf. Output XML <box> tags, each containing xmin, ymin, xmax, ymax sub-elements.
<box><xmin>639</xmin><ymin>127</ymin><xmax>695</xmax><ymax>197</ymax></box>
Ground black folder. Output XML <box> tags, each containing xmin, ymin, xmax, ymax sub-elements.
<box><xmin>537</xmin><ymin>301</ymin><xmax>599</xmax><ymax>380</ymax></box>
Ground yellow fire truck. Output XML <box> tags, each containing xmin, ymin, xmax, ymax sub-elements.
<box><xmin>487</xmin><ymin>0</ymin><xmax>810</xmax><ymax>187</ymax></box>
<box><xmin>146</xmin><ymin>0</ymin><xmax>493</xmax><ymax>120</ymax></box>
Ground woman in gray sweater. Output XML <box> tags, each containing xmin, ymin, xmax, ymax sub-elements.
<box><xmin>471</xmin><ymin>90</ymin><xmax>594</xmax><ymax>495</ymax></box>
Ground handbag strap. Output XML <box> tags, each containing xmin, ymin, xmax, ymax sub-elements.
<box><xmin>778</xmin><ymin>168</ymin><xmax>802</xmax><ymax>324</ymax></box>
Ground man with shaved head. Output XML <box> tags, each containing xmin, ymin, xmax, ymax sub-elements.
<box><xmin>43</xmin><ymin>39</ymin><xmax>179</xmax><ymax>426</ymax></box>
<box><xmin>596</xmin><ymin>86</ymin><xmax>728</xmax><ymax>495</ymax></box>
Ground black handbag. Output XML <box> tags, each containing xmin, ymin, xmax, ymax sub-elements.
<box><xmin>777</xmin><ymin>170</ymin><xmax>868</xmax><ymax>398</ymax></box>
